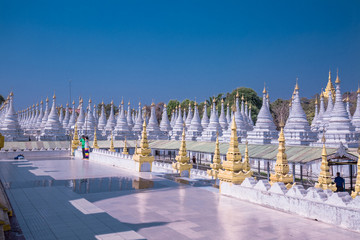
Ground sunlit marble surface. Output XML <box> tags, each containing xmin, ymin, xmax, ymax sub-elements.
<box><xmin>0</xmin><ymin>157</ymin><xmax>359</xmax><ymax>240</ymax></box>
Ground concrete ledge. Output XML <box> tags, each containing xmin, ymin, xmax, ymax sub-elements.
<box><xmin>220</xmin><ymin>178</ymin><xmax>360</xmax><ymax>233</ymax></box>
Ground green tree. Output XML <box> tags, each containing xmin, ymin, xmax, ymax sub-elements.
<box><xmin>167</xmin><ymin>100</ymin><xmax>180</xmax><ymax>118</ymax></box>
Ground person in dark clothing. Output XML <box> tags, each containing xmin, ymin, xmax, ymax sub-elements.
<box><xmin>192</xmin><ymin>156</ymin><xmax>196</xmax><ymax>164</ymax></box>
<box><xmin>334</xmin><ymin>172</ymin><xmax>345</xmax><ymax>192</ymax></box>
<box><xmin>80</xmin><ymin>135</ymin><xmax>86</xmax><ymax>159</ymax></box>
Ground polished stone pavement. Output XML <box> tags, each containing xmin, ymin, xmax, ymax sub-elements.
<box><xmin>0</xmin><ymin>157</ymin><xmax>359</xmax><ymax>240</ymax></box>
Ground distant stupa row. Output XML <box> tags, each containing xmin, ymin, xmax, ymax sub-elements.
<box><xmin>0</xmin><ymin>70</ymin><xmax>359</xmax><ymax>148</ymax></box>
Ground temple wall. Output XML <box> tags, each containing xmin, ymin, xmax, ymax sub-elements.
<box><xmin>0</xmin><ymin>149</ymin><xmax>70</xmax><ymax>159</ymax></box>
<box><xmin>220</xmin><ymin>178</ymin><xmax>360</xmax><ymax>233</ymax></box>
<box><xmin>80</xmin><ymin>149</ymin><xmax>210</xmax><ymax>179</ymax></box>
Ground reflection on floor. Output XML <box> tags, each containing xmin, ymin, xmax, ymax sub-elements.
<box><xmin>0</xmin><ymin>157</ymin><xmax>359</xmax><ymax>240</ymax></box>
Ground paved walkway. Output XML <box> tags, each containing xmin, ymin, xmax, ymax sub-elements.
<box><xmin>0</xmin><ymin>157</ymin><xmax>359</xmax><ymax>240</ymax></box>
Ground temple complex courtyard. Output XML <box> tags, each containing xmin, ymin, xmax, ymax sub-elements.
<box><xmin>0</xmin><ymin>156</ymin><xmax>359</xmax><ymax>240</ymax></box>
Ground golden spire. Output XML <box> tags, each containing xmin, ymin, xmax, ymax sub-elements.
<box><xmin>266</xmin><ymin>93</ymin><xmax>269</xmax><ymax>99</ymax></box>
<box><xmin>295</xmin><ymin>78</ymin><xmax>299</xmax><ymax>91</ymax></box>
<box><xmin>249</xmin><ymin>103</ymin><xmax>252</xmax><ymax>109</ymax></box>
<box><xmin>269</xmin><ymin>122</ymin><xmax>293</xmax><ymax>188</ymax></box>
<box><xmin>10</xmin><ymin>91</ymin><xmax>13</xmax><ymax>97</ymax></box>
<box><xmin>121</xmin><ymin>98</ymin><xmax>124</xmax><ymax>105</ymax></box>
<box><xmin>71</xmin><ymin>123</ymin><xmax>80</xmax><ymax>155</ymax></box>
<box><xmin>111</xmin><ymin>100</ymin><xmax>113</xmax><ymax>105</ymax></box>
<box><xmin>46</xmin><ymin>97</ymin><xmax>49</xmax><ymax>102</ymax></box>
<box><xmin>66</xmin><ymin>102</ymin><xmax>69</xmax><ymax>107</ymax></box>
<box><xmin>207</xmin><ymin>132</ymin><xmax>222</xmax><ymax>179</ymax></box>
<box><xmin>315</xmin><ymin>96</ymin><xmax>318</xmax><ymax>105</ymax></box>
<box><xmin>315</xmin><ymin>134</ymin><xmax>336</xmax><ymax>191</ymax></box>
<box><xmin>217</xmin><ymin>116</ymin><xmax>252</xmax><ymax>184</ymax></box>
<box><xmin>92</xmin><ymin>127</ymin><xmax>99</xmax><ymax>149</ymax></box>
<box><xmin>324</xmin><ymin>70</ymin><xmax>335</xmax><ymax>98</ymax></box>
<box><xmin>138</xmin><ymin>120</ymin><xmax>151</xmax><ymax>156</ymax></box>
<box><xmin>40</xmin><ymin>100</ymin><xmax>43</xmax><ymax>104</ymax></box>
<box><xmin>241</xmin><ymin>95</ymin><xmax>244</xmax><ymax>101</ymax></box>
<box><xmin>89</xmin><ymin>98</ymin><xmax>92</xmax><ymax>104</ymax></box>
<box><xmin>128</xmin><ymin>101</ymin><xmax>130</xmax><ymax>106</ymax></box>
<box><xmin>172</xmin><ymin>126</ymin><xmax>192</xmax><ymax>177</ymax></box>
<box><xmin>243</xmin><ymin>141</ymin><xmax>251</xmax><ymax>172</ymax></box>
<box><xmin>263</xmin><ymin>85</ymin><xmax>267</xmax><ymax>94</ymax></box>
<box><xmin>72</xmin><ymin>100</ymin><xmax>75</xmax><ymax>105</ymax></box>
<box><xmin>212</xmin><ymin>97</ymin><xmax>216</xmax><ymax>103</ymax></box>
<box><xmin>109</xmin><ymin>133</ymin><xmax>115</xmax><ymax>152</ymax></box>
<box><xmin>122</xmin><ymin>136</ymin><xmax>129</xmax><ymax>155</ymax></box>
<box><xmin>53</xmin><ymin>93</ymin><xmax>56</xmax><ymax>99</ymax></box>
<box><xmin>335</xmin><ymin>69</ymin><xmax>340</xmax><ymax>84</ymax></box>
<box><xmin>351</xmin><ymin>145</ymin><xmax>360</xmax><ymax>198</ymax></box>
<box><xmin>357</xmin><ymin>84</ymin><xmax>360</xmax><ymax>94</ymax></box>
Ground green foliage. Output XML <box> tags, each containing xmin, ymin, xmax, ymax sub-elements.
<box><xmin>167</xmin><ymin>100</ymin><xmax>180</xmax><ymax>117</ymax></box>
<box><xmin>166</xmin><ymin>87</ymin><xmax>262</xmax><ymax>122</ymax></box>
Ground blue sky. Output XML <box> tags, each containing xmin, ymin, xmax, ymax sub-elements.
<box><xmin>1</xmin><ymin>0</ymin><xmax>360</xmax><ymax>109</ymax></box>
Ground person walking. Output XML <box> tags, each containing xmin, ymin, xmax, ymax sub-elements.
<box><xmin>84</xmin><ymin>136</ymin><xmax>90</xmax><ymax>160</ymax></box>
<box><xmin>334</xmin><ymin>172</ymin><xmax>345</xmax><ymax>192</ymax></box>
<box><xmin>80</xmin><ymin>135</ymin><xmax>86</xmax><ymax>159</ymax></box>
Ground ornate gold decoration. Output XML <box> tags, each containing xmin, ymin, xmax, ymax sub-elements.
<box><xmin>323</xmin><ymin>70</ymin><xmax>335</xmax><ymax>99</ymax></box>
<box><xmin>109</xmin><ymin>133</ymin><xmax>115</xmax><ymax>152</ymax></box>
<box><xmin>92</xmin><ymin>127</ymin><xmax>99</xmax><ymax>149</ymax></box>
<box><xmin>315</xmin><ymin>135</ymin><xmax>336</xmax><ymax>191</ymax></box>
<box><xmin>207</xmin><ymin>132</ymin><xmax>222</xmax><ymax>179</ymax></box>
<box><xmin>172</xmin><ymin>126</ymin><xmax>192</xmax><ymax>177</ymax></box>
<box><xmin>122</xmin><ymin>136</ymin><xmax>129</xmax><ymax>155</ymax></box>
<box><xmin>133</xmin><ymin>120</ymin><xmax>154</xmax><ymax>170</ymax></box>
<box><xmin>71</xmin><ymin>124</ymin><xmax>80</xmax><ymax>154</ymax></box>
<box><xmin>218</xmin><ymin>116</ymin><xmax>252</xmax><ymax>184</ymax></box>
<box><xmin>269</xmin><ymin>122</ymin><xmax>293</xmax><ymax>188</ymax></box>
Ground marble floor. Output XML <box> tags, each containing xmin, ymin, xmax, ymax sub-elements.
<box><xmin>0</xmin><ymin>157</ymin><xmax>359</xmax><ymax>240</ymax></box>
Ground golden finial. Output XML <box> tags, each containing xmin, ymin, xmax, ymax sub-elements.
<box><xmin>164</xmin><ymin>103</ymin><xmax>167</xmax><ymax>108</ymax></box>
<box><xmin>101</xmin><ymin>100</ymin><xmax>104</xmax><ymax>105</ymax></box>
<box><xmin>72</xmin><ymin>100</ymin><xmax>75</xmax><ymax>105</ymax></box>
<box><xmin>245</xmin><ymin>100</ymin><xmax>248</xmax><ymax>105</ymax></box>
<box><xmin>53</xmin><ymin>93</ymin><xmax>56</xmax><ymax>99</ymax></box>
<box><xmin>315</xmin><ymin>132</ymin><xmax>336</xmax><ymax>191</ymax></box>
<box><xmin>122</xmin><ymin>136</ymin><xmax>128</xmax><ymax>155</ymax></box>
<box><xmin>212</xmin><ymin>97</ymin><xmax>216</xmax><ymax>103</ymax></box>
<box><xmin>138</xmin><ymin>101</ymin><xmax>141</xmax><ymax>106</ymax></box>
<box><xmin>71</xmin><ymin>123</ymin><xmax>80</xmax><ymax>155</ymax></box>
<box><xmin>328</xmin><ymin>69</ymin><xmax>331</xmax><ymax>81</ymax></box>
<box><xmin>46</xmin><ymin>97</ymin><xmax>49</xmax><ymax>102</ymax></box>
<box><xmin>40</xmin><ymin>100</ymin><xmax>43</xmax><ymax>104</ymax></box>
<box><xmin>357</xmin><ymin>85</ymin><xmax>360</xmax><ymax>94</ymax></box>
<box><xmin>121</xmin><ymin>98</ymin><xmax>124</xmax><ymax>105</ymax></box>
<box><xmin>295</xmin><ymin>78</ymin><xmax>299</xmax><ymax>91</ymax></box>
<box><xmin>346</xmin><ymin>94</ymin><xmax>350</xmax><ymax>102</ymax></box>
<box><xmin>32</xmin><ymin>104</ymin><xmax>35</xmax><ymax>107</ymax></box>
<box><xmin>315</xmin><ymin>96</ymin><xmax>318</xmax><ymax>104</ymax></box>
<box><xmin>236</xmin><ymin>91</ymin><xmax>239</xmax><ymax>97</ymax></box>
<box><xmin>89</xmin><ymin>98</ymin><xmax>92</xmax><ymax>103</ymax></box>
<box><xmin>109</xmin><ymin>133</ymin><xmax>115</xmax><ymax>152</ymax></box>
<box><xmin>151</xmin><ymin>102</ymin><xmax>155</xmax><ymax>106</ymax></box>
<box><xmin>111</xmin><ymin>100</ymin><xmax>113</xmax><ymax>105</ymax></box>
<box><xmin>207</xmin><ymin>131</ymin><xmax>222</xmax><ymax>179</ymax></box>
<box><xmin>249</xmin><ymin>103</ymin><xmax>252</xmax><ymax>109</ymax></box>
<box><xmin>92</xmin><ymin>127</ymin><xmax>99</xmax><ymax>149</ymax></box>
<box><xmin>36</xmin><ymin>102</ymin><xmax>39</xmax><ymax>106</ymax></box>
<box><xmin>266</xmin><ymin>93</ymin><xmax>269</xmax><ymax>99</ymax></box>
<box><xmin>128</xmin><ymin>100</ymin><xmax>130</xmax><ymax>106</ymax></box>
<box><xmin>10</xmin><ymin>91</ymin><xmax>13</xmax><ymax>97</ymax></box>
<box><xmin>241</xmin><ymin>95</ymin><xmax>244</xmax><ymax>101</ymax></box>
<box><xmin>335</xmin><ymin>69</ymin><xmax>340</xmax><ymax>84</ymax></box>
<box><xmin>263</xmin><ymin>83</ymin><xmax>267</xmax><ymax>94</ymax></box>
<box><xmin>66</xmin><ymin>102</ymin><xmax>69</xmax><ymax>107</ymax></box>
